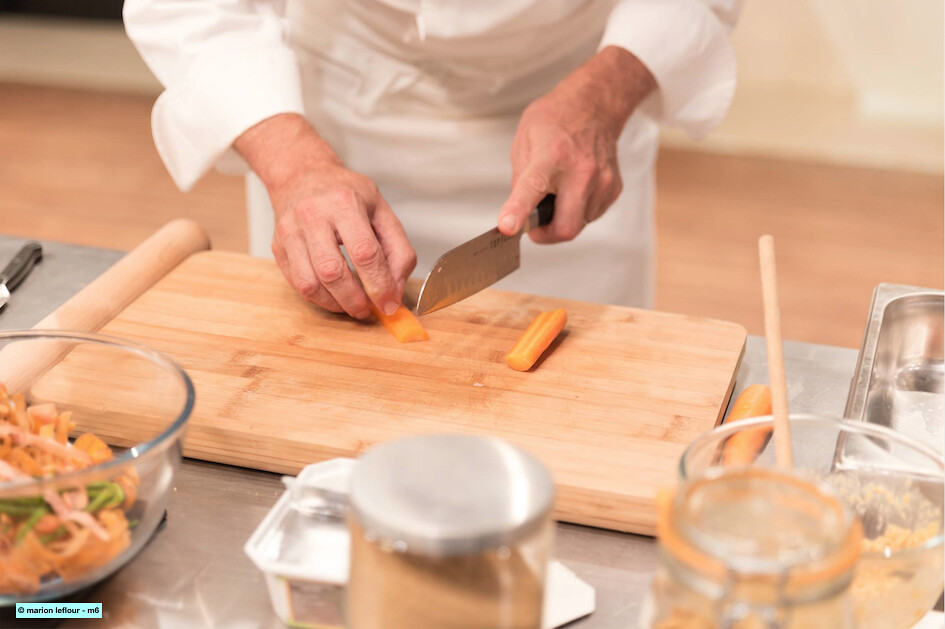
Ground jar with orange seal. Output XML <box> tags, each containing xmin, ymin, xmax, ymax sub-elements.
<box><xmin>642</xmin><ymin>467</ymin><xmax>863</xmax><ymax>629</ymax></box>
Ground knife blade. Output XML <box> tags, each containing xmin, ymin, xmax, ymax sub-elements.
<box><xmin>0</xmin><ymin>242</ymin><xmax>43</xmax><ymax>310</ymax></box>
<box><xmin>415</xmin><ymin>194</ymin><xmax>555</xmax><ymax>316</ymax></box>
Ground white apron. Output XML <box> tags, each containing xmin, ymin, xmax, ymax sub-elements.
<box><xmin>246</xmin><ymin>0</ymin><xmax>658</xmax><ymax>307</ymax></box>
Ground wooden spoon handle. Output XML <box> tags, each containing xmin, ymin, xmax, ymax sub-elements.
<box><xmin>759</xmin><ymin>234</ymin><xmax>793</xmax><ymax>469</ymax></box>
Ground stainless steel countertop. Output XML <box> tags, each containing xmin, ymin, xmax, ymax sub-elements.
<box><xmin>0</xmin><ymin>236</ymin><xmax>862</xmax><ymax>629</ymax></box>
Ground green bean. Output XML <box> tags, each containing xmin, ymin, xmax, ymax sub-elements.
<box><xmin>102</xmin><ymin>484</ymin><xmax>125</xmax><ymax>510</ymax></box>
<box><xmin>15</xmin><ymin>507</ymin><xmax>49</xmax><ymax>544</ymax></box>
<box><xmin>85</xmin><ymin>484</ymin><xmax>117</xmax><ymax>513</ymax></box>
<box><xmin>38</xmin><ymin>526</ymin><xmax>67</xmax><ymax>544</ymax></box>
<box><xmin>0</xmin><ymin>496</ymin><xmax>47</xmax><ymax>509</ymax></box>
<box><xmin>0</xmin><ymin>502</ymin><xmax>39</xmax><ymax>518</ymax></box>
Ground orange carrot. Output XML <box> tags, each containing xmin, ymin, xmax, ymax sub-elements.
<box><xmin>54</xmin><ymin>411</ymin><xmax>71</xmax><ymax>445</ymax></box>
<box><xmin>73</xmin><ymin>433</ymin><xmax>113</xmax><ymax>465</ymax></box>
<box><xmin>505</xmin><ymin>308</ymin><xmax>567</xmax><ymax>372</ymax></box>
<box><xmin>370</xmin><ymin>303</ymin><xmax>429</xmax><ymax>343</ymax></box>
<box><xmin>27</xmin><ymin>404</ymin><xmax>58</xmax><ymax>428</ymax></box>
<box><xmin>722</xmin><ymin>384</ymin><xmax>773</xmax><ymax>466</ymax></box>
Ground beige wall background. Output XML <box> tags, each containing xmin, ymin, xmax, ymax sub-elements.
<box><xmin>666</xmin><ymin>0</ymin><xmax>944</xmax><ymax>173</ymax></box>
<box><xmin>1</xmin><ymin>0</ymin><xmax>943</xmax><ymax>172</ymax></box>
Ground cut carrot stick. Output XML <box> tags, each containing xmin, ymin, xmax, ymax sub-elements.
<box><xmin>722</xmin><ymin>384</ymin><xmax>773</xmax><ymax>466</ymax></box>
<box><xmin>505</xmin><ymin>308</ymin><xmax>567</xmax><ymax>372</ymax></box>
<box><xmin>370</xmin><ymin>303</ymin><xmax>429</xmax><ymax>343</ymax></box>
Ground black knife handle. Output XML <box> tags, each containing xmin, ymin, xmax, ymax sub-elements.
<box><xmin>0</xmin><ymin>242</ymin><xmax>42</xmax><ymax>291</ymax></box>
<box><xmin>525</xmin><ymin>194</ymin><xmax>556</xmax><ymax>233</ymax></box>
<box><xmin>536</xmin><ymin>194</ymin><xmax>555</xmax><ymax>228</ymax></box>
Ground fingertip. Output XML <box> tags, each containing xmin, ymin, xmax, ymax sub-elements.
<box><xmin>499</xmin><ymin>214</ymin><xmax>519</xmax><ymax>234</ymax></box>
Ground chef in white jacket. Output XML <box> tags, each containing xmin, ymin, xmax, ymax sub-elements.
<box><xmin>124</xmin><ymin>0</ymin><xmax>741</xmax><ymax>320</ymax></box>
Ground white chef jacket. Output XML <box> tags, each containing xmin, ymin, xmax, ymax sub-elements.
<box><xmin>124</xmin><ymin>0</ymin><xmax>742</xmax><ymax>308</ymax></box>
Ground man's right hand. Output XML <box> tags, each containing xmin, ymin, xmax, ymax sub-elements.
<box><xmin>235</xmin><ymin>114</ymin><xmax>416</xmax><ymax>319</ymax></box>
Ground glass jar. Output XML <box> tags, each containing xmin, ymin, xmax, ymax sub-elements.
<box><xmin>680</xmin><ymin>415</ymin><xmax>945</xmax><ymax>629</ymax></box>
<box><xmin>643</xmin><ymin>467</ymin><xmax>863</xmax><ymax>629</ymax></box>
<box><xmin>346</xmin><ymin>434</ymin><xmax>555</xmax><ymax>629</ymax></box>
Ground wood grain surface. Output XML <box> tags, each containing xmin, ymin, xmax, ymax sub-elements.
<box><xmin>44</xmin><ymin>250</ymin><xmax>746</xmax><ymax>535</ymax></box>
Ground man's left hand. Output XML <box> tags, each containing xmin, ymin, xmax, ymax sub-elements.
<box><xmin>498</xmin><ymin>46</ymin><xmax>656</xmax><ymax>243</ymax></box>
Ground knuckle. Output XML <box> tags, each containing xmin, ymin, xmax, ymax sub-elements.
<box><xmin>326</xmin><ymin>187</ymin><xmax>359</xmax><ymax>211</ymax></box>
<box><xmin>556</xmin><ymin>223</ymin><xmax>581</xmax><ymax>242</ymax></box>
<box><xmin>314</xmin><ymin>258</ymin><xmax>347</xmax><ymax>284</ymax></box>
<box><xmin>274</xmin><ymin>218</ymin><xmax>294</xmax><ymax>241</ymax></box>
<box><xmin>599</xmin><ymin>167</ymin><xmax>614</xmax><ymax>188</ymax></box>
<box><xmin>549</xmin><ymin>137</ymin><xmax>574</xmax><ymax>163</ymax></box>
<box><xmin>348</xmin><ymin>239</ymin><xmax>383</xmax><ymax>267</ymax></box>
<box><xmin>522</xmin><ymin>170</ymin><xmax>551</xmax><ymax>194</ymax></box>
<box><xmin>405</xmin><ymin>249</ymin><xmax>418</xmax><ymax>270</ymax></box>
<box><xmin>295</xmin><ymin>279</ymin><xmax>321</xmax><ymax>300</ymax></box>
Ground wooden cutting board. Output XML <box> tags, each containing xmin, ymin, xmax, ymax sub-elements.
<box><xmin>60</xmin><ymin>251</ymin><xmax>746</xmax><ymax>534</ymax></box>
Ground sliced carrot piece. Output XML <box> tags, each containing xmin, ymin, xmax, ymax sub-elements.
<box><xmin>73</xmin><ymin>433</ymin><xmax>113</xmax><ymax>463</ymax></box>
<box><xmin>505</xmin><ymin>308</ymin><xmax>567</xmax><ymax>372</ymax></box>
<box><xmin>27</xmin><ymin>403</ymin><xmax>58</xmax><ymax>428</ymax></box>
<box><xmin>54</xmin><ymin>411</ymin><xmax>71</xmax><ymax>445</ymax></box>
<box><xmin>370</xmin><ymin>303</ymin><xmax>429</xmax><ymax>343</ymax></box>
<box><xmin>722</xmin><ymin>384</ymin><xmax>773</xmax><ymax>466</ymax></box>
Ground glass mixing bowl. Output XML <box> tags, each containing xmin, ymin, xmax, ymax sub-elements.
<box><xmin>680</xmin><ymin>415</ymin><xmax>944</xmax><ymax>629</ymax></box>
<box><xmin>0</xmin><ymin>331</ymin><xmax>193</xmax><ymax>603</ymax></box>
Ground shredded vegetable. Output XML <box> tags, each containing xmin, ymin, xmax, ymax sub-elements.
<box><xmin>0</xmin><ymin>386</ymin><xmax>138</xmax><ymax>593</ymax></box>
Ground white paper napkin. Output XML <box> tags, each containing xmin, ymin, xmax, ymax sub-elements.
<box><xmin>543</xmin><ymin>561</ymin><xmax>596</xmax><ymax>628</ymax></box>
<box><xmin>912</xmin><ymin>611</ymin><xmax>944</xmax><ymax>629</ymax></box>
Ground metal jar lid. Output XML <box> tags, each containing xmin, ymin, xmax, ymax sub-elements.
<box><xmin>349</xmin><ymin>434</ymin><xmax>555</xmax><ymax>557</ymax></box>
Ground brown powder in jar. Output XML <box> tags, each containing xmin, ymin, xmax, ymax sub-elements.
<box><xmin>346</xmin><ymin>521</ymin><xmax>545</xmax><ymax>629</ymax></box>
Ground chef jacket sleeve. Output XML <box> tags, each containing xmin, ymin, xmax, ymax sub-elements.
<box><xmin>123</xmin><ymin>0</ymin><xmax>305</xmax><ymax>191</ymax></box>
<box><xmin>599</xmin><ymin>0</ymin><xmax>744</xmax><ymax>139</ymax></box>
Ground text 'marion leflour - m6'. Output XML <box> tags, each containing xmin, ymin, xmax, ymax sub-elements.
<box><xmin>347</xmin><ymin>434</ymin><xmax>555</xmax><ymax>629</ymax></box>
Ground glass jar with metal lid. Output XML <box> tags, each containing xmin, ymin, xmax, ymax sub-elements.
<box><xmin>346</xmin><ymin>434</ymin><xmax>556</xmax><ymax>629</ymax></box>
<box><xmin>643</xmin><ymin>467</ymin><xmax>863</xmax><ymax>629</ymax></box>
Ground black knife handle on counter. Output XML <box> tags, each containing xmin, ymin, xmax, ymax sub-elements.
<box><xmin>525</xmin><ymin>194</ymin><xmax>556</xmax><ymax>233</ymax></box>
<box><xmin>0</xmin><ymin>242</ymin><xmax>43</xmax><ymax>291</ymax></box>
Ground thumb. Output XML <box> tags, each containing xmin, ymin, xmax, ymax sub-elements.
<box><xmin>498</xmin><ymin>163</ymin><xmax>553</xmax><ymax>236</ymax></box>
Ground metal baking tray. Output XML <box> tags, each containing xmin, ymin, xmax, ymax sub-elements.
<box><xmin>845</xmin><ymin>283</ymin><xmax>944</xmax><ymax>455</ymax></box>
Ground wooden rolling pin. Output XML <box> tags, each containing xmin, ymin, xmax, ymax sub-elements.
<box><xmin>34</xmin><ymin>219</ymin><xmax>211</xmax><ymax>331</ymax></box>
<box><xmin>0</xmin><ymin>219</ymin><xmax>211</xmax><ymax>393</ymax></box>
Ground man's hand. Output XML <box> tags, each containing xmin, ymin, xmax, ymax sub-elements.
<box><xmin>498</xmin><ymin>46</ymin><xmax>656</xmax><ymax>243</ymax></box>
<box><xmin>235</xmin><ymin>114</ymin><xmax>416</xmax><ymax>319</ymax></box>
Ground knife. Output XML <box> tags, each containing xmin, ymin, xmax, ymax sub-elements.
<box><xmin>0</xmin><ymin>242</ymin><xmax>43</xmax><ymax>310</ymax></box>
<box><xmin>415</xmin><ymin>194</ymin><xmax>555</xmax><ymax>316</ymax></box>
